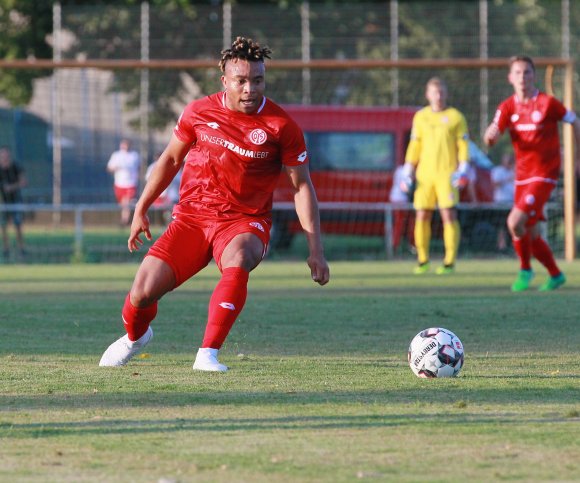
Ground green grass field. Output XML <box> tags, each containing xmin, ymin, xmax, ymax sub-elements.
<box><xmin>1</xmin><ymin>260</ymin><xmax>579</xmax><ymax>482</ymax></box>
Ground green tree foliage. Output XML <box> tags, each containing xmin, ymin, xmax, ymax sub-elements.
<box><xmin>0</xmin><ymin>0</ymin><xmax>573</xmax><ymax>134</ymax></box>
<box><xmin>0</xmin><ymin>0</ymin><xmax>52</xmax><ymax>105</ymax></box>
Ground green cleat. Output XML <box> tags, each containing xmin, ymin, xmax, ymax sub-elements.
<box><xmin>413</xmin><ymin>262</ymin><xmax>430</xmax><ymax>275</ymax></box>
<box><xmin>538</xmin><ymin>273</ymin><xmax>566</xmax><ymax>291</ymax></box>
<box><xmin>436</xmin><ymin>264</ymin><xmax>455</xmax><ymax>275</ymax></box>
<box><xmin>511</xmin><ymin>269</ymin><xmax>534</xmax><ymax>292</ymax></box>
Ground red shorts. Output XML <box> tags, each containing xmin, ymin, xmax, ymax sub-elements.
<box><xmin>514</xmin><ymin>181</ymin><xmax>555</xmax><ymax>226</ymax></box>
<box><xmin>147</xmin><ymin>214</ymin><xmax>272</xmax><ymax>287</ymax></box>
<box><xmin>114</xmin><ymin>186</ymin><xmax>137</xmax><ymax>204</ymax></box>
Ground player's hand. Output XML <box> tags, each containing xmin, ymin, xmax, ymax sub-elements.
<box><xmin>452</xmin><ymin>162</ymin><xmax>470</xmax><ymax>189</ymax></box>
<box><xmin>307</xmin><ymin>254</ymin><xmax>330</xmax><ymax>286</ymax></box>
<box><xmin>451</xmin><ymin>172</ymin><xmax>468</xmax><ymax>189</ymax></box>
<box><xmin>400</xmin><ymin>176</ymin><xmax>414</xmax><ymax>194</ymax></box>
<box><xmin>484</xmin><ymin>123</ymin><xmax>500</xmax><ymax>146</ymax></box>
<box><xmin>127</xmin><ymin>212</ymin><xmax>152</xmax><ymax>252</ymax></box>
<box><xmin>399</xmin><ymin>163</ymin><xmax>415</xmax><ymax>193</ymax></box>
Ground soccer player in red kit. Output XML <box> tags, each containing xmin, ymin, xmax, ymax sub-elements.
<box><xmin>99</xmin><ymin>37</ymin><xmax>330</xmax><ymax>371</ymax></box>
<box><xmin>484</xmin><ymin>55</ymin><xmax>580</xmax><ymax>292</ymax></box>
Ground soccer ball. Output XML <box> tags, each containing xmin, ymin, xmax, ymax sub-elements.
<box><xmin>408</xmin><ymin>327</ymin><xmax>464</xmax><ymax>378</ymax></box>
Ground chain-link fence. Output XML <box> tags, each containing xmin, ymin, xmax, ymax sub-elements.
<box><xmin>0</xmin><ymin>1</ymin><xmax>577</xmax><ymax>262</ymax></box>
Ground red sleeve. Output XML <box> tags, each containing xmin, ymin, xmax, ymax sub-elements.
<box><xmin>173</xmin><ymin>102</ymin><xmax>197</xmax><ymax>145</ymax></box>
<box><xmin>547</xmin><ymin>95</ymin><xmax>568</xmax><ymax>122</ymax></box>
<box><xmin>280</xmin><ymin>118</ymin><xmax>309</xmax><ymax>167</ymax></box>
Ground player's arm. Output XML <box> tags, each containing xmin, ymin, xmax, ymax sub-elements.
<box><xmin>484</xmin><ymin>108</ymin><xmax>504</xmax><ymax>147</ymax></box>
<box><xmin>566</xmin><ymin>114</ymin><xmax>580</xmax><ymax>165</ymax></box>
<box><xmin>128</xmin><ymin>134</ymin><xmax>188</xmax><ymax>252</ymax></box>
<box><xmin>401</xmin><ymin>116</ymin><xmax>422</xmax><ymax>192</ymax></box>
<box><xmin>106</xmin><ymin>154</ymin><xmax>117</xmax><ymax>173</ymax></box>
<box><xmin>285</xmin><ymin>163</ymin><xmax>330</xmax><ymax>286</ymax></box>
<box><xmin>452</xmin><ymin>116</ymin><xmax>470</xmax><ymax>188</ymax></box>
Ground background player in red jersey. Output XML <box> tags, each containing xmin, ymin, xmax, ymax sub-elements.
<box><xmin>100</xmin><ymin>37</ymin><xmax>330</xmax><ymax>371</ymax></box>
<box><xmin>484</xmin><ymin>55</ymin><xmax>580</xmax><ymax>292</ymax></box>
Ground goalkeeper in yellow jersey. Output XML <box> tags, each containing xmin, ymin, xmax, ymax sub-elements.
<box><xmin>400</xmin><ymin>77</ymin><xmax>470</xmax><ymax>274</ymax></box>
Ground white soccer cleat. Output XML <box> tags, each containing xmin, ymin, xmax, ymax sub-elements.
<box><xmin>193</xmin><ymin>348</ymin><xmax>228</xmax><ymax>372</ymax></box>
<box><xmin>99</xmin><ymin>327</ymin><xmax>153</xmax><ymax>367</ymax></box>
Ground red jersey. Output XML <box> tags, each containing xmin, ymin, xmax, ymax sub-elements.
<box><xmin>173</xmin><ymin>92</ymin><xmax>308</xmax><ymax>218</ymax></box>
<box><xmin>493</xmin><ymin>91</ymin><xmax>567</xmax><ymax>184</ymax></box>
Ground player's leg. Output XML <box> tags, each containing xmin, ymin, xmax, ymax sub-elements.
<box><xmin>434</xmin><ymin>176</ymin><xmax>460</xmax><ymax>274</ymax></box>
<box><xmin>1</xmin><ymin>215</ymin><xmax>9</xmax><ymax>258</ymax></box>
<box><xmin>412</xmin><ymin>180</ymin><xmax>436</xmax><ymax>273</ymax></box>
<box><xmin>529</xmin><ymin>223</ymin><xmax>565</xmax><ymax>290</ymax></box>
<box><xmin>413</xmin><ymin>209</ymin><xmax>432</xmax><ymax>273</ymax></box>
<box><xmin>13</xmin><ymin>212</ymin><xmax>25</xmax><ymax>255</ymax></box>
<box><xmin>99</xmin><ymin>256</ymin><xmax>174</xmax><ymax>366</ymax></box>
<box><xmin>507</xmin><ymin>206</ymin><xmax>534</xmax><ymax>291</ymax></box>
<box><xmin>120</xmin><ymin>194</ymin><xmax>132</xmax><ymax>226</ymax></box>
<box><xmin>194</xmin><ymin>218</ymin><xmax>269</xmax><ymax>371</ymax></box>
<box><xmin>437</xmin><ymin>207</ymin><xmax>459</xmax><ymax>274</ymax></box>
<box><xmin>100</xmin><ymin>218</ymin><xmax>213</xmax><ymax>367</ymax></box>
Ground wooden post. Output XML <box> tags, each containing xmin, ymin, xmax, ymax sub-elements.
<box><xmin>563</xmin><ymin>60</ymin><xmax>575</xmax><ymax>261</ymax></box>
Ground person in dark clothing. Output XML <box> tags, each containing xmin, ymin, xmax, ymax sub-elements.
<box><xmin>0</xmin><ymin>146</ymin><xmax>27</xmax><ymax>258</ymax></box>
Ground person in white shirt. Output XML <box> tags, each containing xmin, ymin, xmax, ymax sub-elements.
<box><xmin>491</xmin><ymin>153</ymin><xmax>515</xmax><ymax>203</ymax></box>
<box><xmin>107</xmin><ymin>139</ymin><xmax>141</xmax><ymax>225</ymax></box>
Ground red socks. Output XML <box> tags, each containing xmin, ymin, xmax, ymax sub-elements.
<box><xmin>122</xmin><ymin>293</ymin><xmax>158</xmax><ymax>341</ymax></box>
<box><xmin>121</xmin><ymin>267</ymin><xmax>249</xmax><ymax>348</ymax></box>
<box><xmin>512</xmin><ymin>232</ymin><xmax>532</xmax><ymax>270</ymax></box>
<box><xmin>513</xmin><ymin>232</ymin><xmax>561</xmax><ymax>276</ymax></box>
<box><xmin>202</xmin><ymin>267</ymin><xmax>249</xmax><ymax>350</ymax></box>
<box><xmin>531</xmin><ymin>236</ymin><xmax>561</xmax><ymax>276</ymax></box>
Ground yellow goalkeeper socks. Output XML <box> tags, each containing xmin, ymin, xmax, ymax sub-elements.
<box><xmin>415</xmin><ymin>219</ymin><xmax>431</xmax><ymax>264</ymax></box>
<box><xmin>443</xmin><ymin>220</ymin><xmax>460</xmax><ymax>266</ymax></box>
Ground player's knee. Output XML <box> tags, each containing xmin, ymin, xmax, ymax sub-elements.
<box><xmin>130</xmin><ymin>277</ymin><xmax>170</xmax><ymax>306</ymax></box>
<box><xmin>222</xmin><ymin>248</ymin><xmax>262</xmax><ymax>272</ymax></box>
<box><xmin>507</xmin><ymin>220</ymin><xmax>524</xmax><ymax>238</ymax></box>
<box><xmin>130</xmin><ymin>285</ymin><xmax>160</xmax><ymax>307</ymax></box>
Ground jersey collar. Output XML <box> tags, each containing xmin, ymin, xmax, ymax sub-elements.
<box><xmin>514</xmin><ymin>89</ymin><xmax>539</xmax><ymax>103</ymax></box>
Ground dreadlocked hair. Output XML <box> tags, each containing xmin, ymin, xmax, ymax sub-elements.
<box><xmin>219</xmin><ymin>36</ymin><xmax>272</xmax><ymax>72</ymax></box>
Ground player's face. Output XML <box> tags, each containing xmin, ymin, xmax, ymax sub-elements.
<box><xmin>426</xmin><ymin>84</ymin><xmax>447</xmax><ymax>112</ymax></box>
<box><xmin>508</xmin><ymin>60</ymin><xmax>535</xmax><ymax>97</ymax></box>
<box><xmin>221</xmin><ymin>59</ymin><xmax>266</xmax><ymax>114</ymax></box>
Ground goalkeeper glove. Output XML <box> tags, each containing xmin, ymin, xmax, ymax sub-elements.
<box><xmin>452</xmin><ymin>162</ymin><xmax>470</xmax><ymax>188</ymax></box>
<box><xmin>399</xmin><ymin>163</ymin><xmax>415</xmax><ymax>193</ymax></box>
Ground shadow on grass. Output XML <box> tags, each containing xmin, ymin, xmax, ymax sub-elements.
<box><xmin>2</xmin><ymin>410</ymin><xmax>578</xmax><ymax>440</ymax></box>
<box><xmin>1</xmin><ymin>383</ymin><xmax>579</xmax><ymax>413</ymax></box>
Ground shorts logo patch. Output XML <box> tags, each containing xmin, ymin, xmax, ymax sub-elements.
<box><xmin>249</xmin><ymin>129</ymin><xmax>267</xmax><ymax>145</ymax></box>
<box><xmin>249</xmin><ymin>221</ymin><xmax>265</xmax><ymax>232</ymax></box>
<box><xmin>525</xmin><ymin>194</ymin><xmax>536</xmax><ymax>206</ymax></box>
<box><xmin>219</xmin><ymin>302</ymin><xmax>236</xmax><ymax>311</ymax></box>
<box><xmin>297</xmin><ymin>151</ymin><xmax>308</xmax><ymax>163</ymax></box>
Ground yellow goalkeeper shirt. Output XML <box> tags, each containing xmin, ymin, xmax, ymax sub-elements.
<box><xmin>405</xmin><ymin>106</ymin><xmax>469</xmax><ymax>180</ymax></box>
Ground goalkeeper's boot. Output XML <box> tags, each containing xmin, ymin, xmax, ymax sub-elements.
<box><xmin>99</xmin><ymin>327</ymin><xmax>153</xmax><ymax>367</ymax></box>
<box><xmin>538</xmin><ymin>272</ymin><xmax>566</xmax><ymax>292</ymax></box>
<box><xmin>511</xmin><ymin>269</ymin><xmax>535</xmax><ymax>292</ymax></box>
<box><xmin>193</xmin><ymin>348</ymin><xmax>228</xmax><ymax>372</ymax></box>
<box><xmin>436</xmin><ymin>264</ymin><xmax>455</xmax><ymax>275</ymax></box>
<box><xmin>413</xmin><ymin>262</ymin><xmax>430</xmax><ymax>275</ymax></box>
